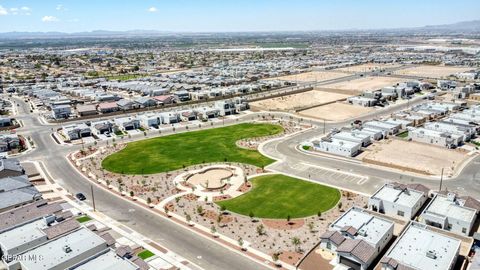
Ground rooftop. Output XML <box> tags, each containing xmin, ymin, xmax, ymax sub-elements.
<box><xmin>372</xmin><ymin>183</ymin><xmax>426</xmax><ymax>208</ymax></box>
<box><xmin>15</xmin><ymin>227</ymin><xmax>108</xmax><ymax>270</ymax></box>
<box><xmin>73</xmin><ymin>250</ymin><xmax>139</xmax><ymax>270</ymax></box>
<box><xmin>330</xmin><ymin>207</ymin><xmax>394</xmax><ymax>246</ymax></box>
<box><xmin>383</xmin><ymin>222</ymin><xmax>461</xmax><ymax>270</ymax></box>
<box><xmin>424</xmin><ymin>193</ymin><xmax>477</xmax><ymax>223</ymax></box>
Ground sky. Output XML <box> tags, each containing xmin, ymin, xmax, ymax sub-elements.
<box><xmin>0</xmin><ymin>0</ymin><xmax>479</xmax><ymax>33</ymax></box>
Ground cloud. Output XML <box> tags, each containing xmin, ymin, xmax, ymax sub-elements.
<box><xmin>21</xmin><ymin>7</ymin><xmax>31</xmax><ymax>12</ymax></box>
<box><xmin>42</xmin><ymin>15</ymin><xmax>59</xmax><ymax>22</ymax></box>
<box><xmin>56</xmin><ymin>4</ymin><xmax>67</xmax><ymax>11</ymax></box>
<box><xmin>147</xmin><ymin>7</ymin><xmax>157</xmax><ymax>12</ymax></box>
<box><xmin>0</xmin><ymin>6</ymin><xmax>7</xmax><ymax>16</ymax></box>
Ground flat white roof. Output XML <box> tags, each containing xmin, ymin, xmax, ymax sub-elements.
<box><xmin>0</xmin><ymin>219</ymin><xmax>46</xmax><ymax>252</ymax></box>
<box><xmin>372</xmin><ymin>184</ymin><xmax>424</xmax><ymax>208</ymax></box>
<box><xmin>17</xmin><ymin>227</ymin><xmax>107</xmax><ymax>270</ymax></box>
<box><xmin>385</xmin><ymin>223</ymin><xmax>460</xmax><ymax>270</ymax></box>
<box><xmin>331</xmin><ymin>207</ymin><xmax>394</xmax><ymax>246</ymax></box>
<box><xmin>73</xmin><ymin>250</ymin><xmax>138</xmax><ymax>270</ymax></box>
<box><xmin>425</xmin><ymin>194</ymin><xmax>476</xmax><ymax>223</ymax></box>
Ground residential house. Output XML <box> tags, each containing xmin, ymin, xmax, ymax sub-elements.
<box><xmin>380</xmin><ymin>222</ymin><xmax>460</xmax><ymax>270</ymax></box>
<box><xmin>419</xmin><ymin>192</ymin><xmax>479</xmax><ymax>236</ymax></box>
<box><xmin>320</xmin><ymin>207</ymin><xmax>394</xmax><ymax>270</ymax></box>
<box><xmin>369</xmin><ymin>182</ymin><xmax>430</xmax><ymax>220</ymax></box>
<box><xmin>51</xmin><ymin>105</ymin><xmax>72</xmax><ymax>119</ymax></box>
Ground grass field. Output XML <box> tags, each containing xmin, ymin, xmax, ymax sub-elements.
<box><xmin>137</xmin><ymin>249</ymin><xmax>155</xmax><ymax>260</ymax></box>
<box><xmin>102</xmin><ymin>123</ymin><xmax>283</xmax><ymax>174</ymax></box>
<box><xmin>217</xmin><ymin>174</ymin><xmax>340</xmax><ymax>219</ymax></box>
<box><xmin>76</xmin><ymin>216</ymin><xmax>92</xmax><ymax>223</ymax></box>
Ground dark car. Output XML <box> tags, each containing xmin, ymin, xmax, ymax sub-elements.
<box><xmin>75</xmin><ymin>193</ymin><xmax>86</xmax><ymax>201</ymax></box>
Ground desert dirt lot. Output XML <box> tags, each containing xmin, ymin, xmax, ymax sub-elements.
<box><xmin>359</xmin><ymin>139</ymin><xmax>469</xmax><ymax>176</ymax></box>
<box><xmin>321</xmin><ymin>76</ymin><xmax>405</xmax><ymax>93</ymax></box>
<box><xmin>250</xmin><ymin>90</ymin><xmax>351</xmax><ymax>111</ymax></box>
<box><xmin>394</xmin><ymin>65</ymin><xmax>472</xmax><ymax>79</ymax></box>
<box><xmin>334</xmin><ymin>63</ymin><xmax>403</xmax><ymax>73</ymax></box>
<box><xmin>273</xmin><ymin>71</ymin><xmax>348</xmax><ymax>82</ymax></box>
<box><xmin>298</xmin><ymin>102</ymin><xmax>374</xmax><ymax>121</ymax></box>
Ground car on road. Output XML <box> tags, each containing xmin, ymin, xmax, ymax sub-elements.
<box><xmin>75</xmin><ymin>193</ymin><xmax>86</xmax><ymax>201</ymax></box>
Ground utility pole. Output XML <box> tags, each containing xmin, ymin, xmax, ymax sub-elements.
<box><xmin>439</xmin><ymin>167</ymin><xmax>444</xmax><ymax>192</ymax></box>
<box><xmin>91</xmin><ymin>185</ymin><xmax>96</xmax><ymax>212</ymax></box>
<box><xmin>323</xmin><ymin>119</ymin><xmax>326</xmax><ymax>134</ymax></box>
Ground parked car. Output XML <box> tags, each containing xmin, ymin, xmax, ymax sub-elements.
<box><xmin>75</xmin><ymin>193</ymin><xmax>86</xmax><ymax>201</ymax></box>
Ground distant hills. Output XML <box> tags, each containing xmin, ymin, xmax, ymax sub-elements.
<box><xmin>0</xmin><ymin>20</ymin><xmax>479</xmax><ymax>39</ymax></box>
<box><xmin>421</xmin><ymin>20</ymin><xmax>480</xmax><ymax>31</ymax></box>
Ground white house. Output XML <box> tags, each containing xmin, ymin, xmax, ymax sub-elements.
<box><xmin>320</xmin><ymin>207</ymin><xmax>394</xmax><ymax>270</ymax></box>
<box><xmin>380</xmin><ymin>222</ymin><xmax>461</xmax><ymax>270</ymax></box>
<box><xmin>51</xmin><ymin>105</ymin><xmax>72</xmax><ymax>119</ymax></box>
<box><xmin>309</xmin><ymin>137</ymin><xmax>362</xmax><ymax>157</ymax></box>
<box><xmin>419</xmin><ymin>192</ymin><xmax>479</xmax><ymax>236</ymax></box>
<box><xmin>408</xmin><ymin>127</ymin><xmax>463</xmax><ymax>148</ymax></box>
<box><xmin>62</xmin><ymin>123</ymin><xmax>92</xmax><ymax>141</ymax></box>
<box><xmin>369</xmin><ymin>182</ymin><xmax>430</xmax><ymax>220</ymax></box>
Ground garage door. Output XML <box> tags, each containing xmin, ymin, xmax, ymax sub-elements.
<box><xmin>339</xmin><ymin>256</ymin><xmax>361</xmax><ymax>270</ymax></box>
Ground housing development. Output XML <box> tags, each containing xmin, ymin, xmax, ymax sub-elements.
<box><xmin>0</xmin><ymin>2</ymin><xmax>480</xmax><ymax>270</ymax></box>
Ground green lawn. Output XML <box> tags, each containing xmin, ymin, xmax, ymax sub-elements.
<box><xmin>216</xmin><ymin>174</ymin><xmax>340</xmax><ymax>219</ymax></box>
<box><xmin>137</xmin><ymin>249</ymin><xmax>155</xmax><ymax>260</ymax></box>
<box><xmin>76</xmin><ymin>216</ymin><xmax>92</xmax><ymax>223</ymax></box>
<box><xmin>102</xmin><ymin>123</ymin><xmax>283</xmax><ymax>174</ymax></box>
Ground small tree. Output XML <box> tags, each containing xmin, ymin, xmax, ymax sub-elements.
<box><xmin>196</xmin><ymin>205</ymin><xmax>204</xmax><ymax>215</ymax></box>
<box><xmin>129</xmin><ymin>191</ymin><xmax>134</xmax><ymax>197</ymax></box>
<box><xmin>292</xmin><ymin>237</ymin><xmax>301</xmax><ymax>252</ymax></box>
<box><xmin>286</xmin><ymin>215</ymin><xmax>291</xmax><ymax>224</ymax></box>
<box><xmin>147</xmin><ymin>197</ymin><xmax>152</xmax><ymax>204</ymax></box>
<box><xmin>317</xmin><ymin>211</ymin><xmax>322</xmax><ymax>219</ymax></box>
<box><xmin>308</xmin><ymin>222</ymin><xmax>315</xmax><ymax>233</ymax></box>
<box><xmin>211</xmin><ymin>225</ymin><xmax>217</xmax><ymax>235</ymax></box>
<box><xmin>220</xmin><ymin>204</ymin><xmax>227</xmax><ymax>213</ymax></box>
<box><xmin>272</xmin><ymin>252</ymin><xmax>280</xmax><ymax>265</ymax></box>
<box><xmin>186</xmin><ymin>214</ymin><xmax>192</xmax><ymax>224</ymax></box>
<box><xmin>216</xmin><ymin>214</ymin><xmax>223</xmax><ymax>226</ymax></box>
<box><xmin>249</xmin><ymin>211</ymin><xmax>255</xmax><ymax>221</ymax></box>
<box><xmin>164</xmin><ymin>206</ymin><xmax>170</xmax><ymax>216</ymax></box>
<box><xmin>338</xmin><ymin>202</ymin><xmax>343</xmax><ymax>210</ymax></box>
<box><xmin>238</xmin><ymin>237</ymin><xmax>244</xmax><ymax>250</ymax></box>
<box><xmin>256</xmin><ymin>224</ymin><xmax>265</xmax><ymax>236</ymax></box>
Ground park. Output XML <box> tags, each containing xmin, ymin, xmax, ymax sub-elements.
<box><xmin>102</xmin><ymin>122</ymin><xmax>284</xmax><ymax>174</ymax></box>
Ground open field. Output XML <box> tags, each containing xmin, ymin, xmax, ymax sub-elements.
<box><xmin>102</xmin><ymin>123</ymin><xmax>283</xmax><ymax>174</ymax></box>
<box><xmin>250</xmin><ymin>90</ymin><xmax>351</xmax><ymax>111</ymax></box>
<box><xmin>298</xmin><ymin>102</ymin><xmax>374</xmax><ymax>121</ymax></box>
<box><xmin>272</xmin><ymin>71</ymin><xmax>348</xmax><ymax>82</ymax></box>
<box><xmin>321</xmin><ymin>76</ymin><xmax>405</xmax><ymax>93</ymax></box>
<box><xmin>394</xmin><ymin>65</ymin><xmax>472</xmax><ymax>79</ymax></box>
<box><xmin>334</xmin><ymin>63</ymin><xmax>403</xmax><ymax>73</ymax></box>
<box><xmin>359</xmin><ymin>139</ymin><xmax>469</xmax><ymax>176</ymax></box>
<box><xmin>216</xmin><ymin>174</ymin><xmax>340</xmax><ymax>219</ymax></box>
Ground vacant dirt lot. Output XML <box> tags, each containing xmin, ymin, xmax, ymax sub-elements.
<box><xmin>334</xmin><ymin>63</ymin><xmax>403</xmax><ymax>73</ymax></box>
<box><xmin>298</xmin><ymin>102</ymin><xmax>374</xmax><ymax>121</ymax></box>
<box><xmin>395</xmin><ymin>65</ymin><xmax>471</xmax><ymax>79</ymax></box>
<box><xmin>250</xmin><ymin>90</ymin><xmax>351</xmax><ymax>111</ymax></box>
<box><xmin>360</xmin><ymin>139</ymin><xmax>468</xmax><ymax>176</ymax></box>
<box><xmin>273</xmin><ymin>71</ymin><xmax>348</xmax><ymax>82</ymax></box>
<box><xmin>321</xmin><ymin>76</ymin><xmax>405</xmax><ymax>93</ymax></box>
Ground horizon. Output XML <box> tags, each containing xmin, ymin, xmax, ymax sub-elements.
<box><xmin>0</xmin><ymin>0</ymin><xmax>480</xmax><ymax>33</ymax></box>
